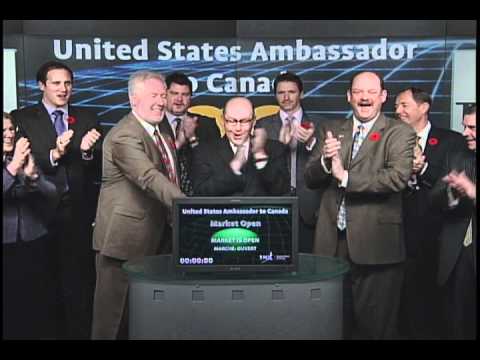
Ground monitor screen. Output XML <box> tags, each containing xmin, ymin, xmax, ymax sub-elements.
<box><xmin>172</xmin><ymin>197</ymin><xmax>298</xmax><ymax>273</ymax></box>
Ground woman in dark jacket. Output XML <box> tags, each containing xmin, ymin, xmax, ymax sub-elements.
<box><xmin>3</xmin><ymin>112</ymin><xmax>59</xmax><ymax>339</ymax></box>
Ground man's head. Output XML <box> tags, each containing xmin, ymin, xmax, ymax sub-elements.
<box><xmin>394</xmin><ymin>87</ymin><xmax>431</xmax><ymax>132</ymax></box>
<box><xmin>37</xmin><ymin>61</ymin><xmax>74</xmax><ymax>108</ymax></box>
<box><xmin>463</xmin><ymin>104</ymin><xmax>476</xmax><ymax>151</ymax></box>
<box><xmin>347</xmin><ymin>71</ymin><xmax>387</xmax><ymax>122</ymax></box>
<box><xmin>165</xmin><ymin>72</ymin><xmax>192</xmax><ymax>116</ymax></box>
<box><xmin>128</xmin><ymin>71</ymin><xmax>167</xmax><ymax>125</ymax></box>
<box><xmin>223</xmin><ymin>97</ymin><xmax>255</xmax><ymax>146</ymax></box>
<box><xmin>273</xmin><ymin>72</ymin><xmax>303</xmax><ymax>114</ymax></box>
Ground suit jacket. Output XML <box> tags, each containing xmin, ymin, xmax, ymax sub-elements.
<box><xmin>255</xmin><ymin>110</ymin><xmax>325</xmax><ymax>225</ymax></box>
<box><xmin>429</xmin><ymin>149</ymin><xmax>476</xmax><ymax>286</ymax></box>
<box><xmin>304</xmin><ymin>114</ymin><xmax>416</xmax><ymax>265</ymax></box>
<box><xmin>191</xmin><ymin>136</ymin><xmax>290</xmax><ymax>196</ymax></box>
<box><xmin>92</xmin><ymin>112</ymin><xmax>185</xmax><ymax>261</ymax></box>
<box><xmin>11</xmin><ymin>102</ymin><xmax>102</xmax><ymax>222</ymax></box>
<box><xmin>160</xmin><ymin>112</ymin><xmax>221</xmax><ymax>194</ymax></box>
<box><xmin>3</xmin><ymin>162</ymin><xmax>58</xmax><ymax>244</ymax></box>
<box><xmin>402</xmin><ymin>126</ymin><xmax>466</xmax><ymax>257</ymax></box>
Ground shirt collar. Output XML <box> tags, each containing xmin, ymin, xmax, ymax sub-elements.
<box><xmin>43</xmin><ymin>100</ymin><xmax>68</xmax><ymax>119</ymax></box>
<box><xmin>279</xmin><ymin>108</ymin><xmax>303</xmax><ymax>124</ymax></box>
<box><xmin>133</xmin><ymin>110</ymin><xmax>158</xmax><ymax>138</ymax></box>
<box><xmin>229</xmin><ymin>139</ymin><xmax>250</xmax><ymax>155</ymax></box>
<box><xmin>165</xmin><ymin>111</ymin><xmax>184</xmax><ymax>127</ymax></box>
<box><xmin>352</xmin><ymin>113</ymin><xmax>380</xmax><ymax>134</ymax></box>
<box><xmin>417</xmin><ymin>121</ymin><xmax>431</xmax><ymax>139</ymax></box>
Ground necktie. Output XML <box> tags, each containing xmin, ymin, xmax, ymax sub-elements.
<box><xmin>153</xmin><ymin>130</ymin><xmax>179</xmax><ymax>186</ymax></box>
<box><xmin>408</xmin><ymin>136</ymin><xmax>423</xmax><ymax>190</ymax></box>
<box><xmin>172</xmin><ymin>117</ymin><xmax>194</xmax><ymax>195</ymax></box>
<box><xmin>173</xmin><ymin>117</ymin><xmax>182</xmax><ymax>137</ymax></box>
<box><xmin>53</xmin><ymin>110</ymin><xmax>66</xmax><ymax>136</ymax></box>
<box><xmin>337</xmin><ymin>124</ymin><xmax>365</xmax><ymax>230</ymax></box>
<box><xmin>286</xmin><ymin>116</ymin><xmax>298</xmax><ymax>191</ymax></box>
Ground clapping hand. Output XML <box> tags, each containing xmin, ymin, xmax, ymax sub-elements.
<box><xmin>81</xmin><ymin>129</ymin><xmax>102</xmax><ymax>152</ymax></box>
<box><xmin>443</xmin><ymin>170</ymin><xmax>476</xmax><ymax>200</ymax></box>
<box><xmin>7</xmin><ymin>137</ymin><xmax>30</xmax><ymax>175</ymax></box>
<box><xmin>230</xmin><ymin>144</ymin><xmax>248</xmax><ymax>173</ymax></box>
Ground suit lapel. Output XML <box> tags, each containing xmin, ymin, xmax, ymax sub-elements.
<box><xmin>218</xmin><ymin>136</ymin><xmax>235</xmax><ymax>166</ymax></box>
<box><xmin>128</xmin><ymin>113</ymin><xmax>163</xmax><ymax>167</ymax></box>
<box><xmin>338</xmin><ymin>118</ymin><xmax>354</xmax><ymax>168</ymax></box>
<box><xmin>350</xmin><ymin>114</ymin><xmax>387</xmax><ymax>167</ymax></box>
<box><xmin>160</xmin><ymin>115</ymin><xmax>175</xmax><ymax>140</ymax></box>
<box><xmin>35</xmin><ymin>103</ymin><xmax>58</xmax><ymax>143</ymax></box>
<box><xmin>424</xmin><ymin>126</ymin><xmax>439</xmax><ymax>161</ymax></box>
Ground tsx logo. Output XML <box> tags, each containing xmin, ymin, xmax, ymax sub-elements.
<box><xmin>259</xmin><ymin>252</ymin><xmax>274</xmax><ymax>263</ymax></box>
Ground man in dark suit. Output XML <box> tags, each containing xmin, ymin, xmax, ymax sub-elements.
<box><xmin>192</xmin><ymin>97</ymin><xmax>289</xmax><ymax>197</ymax></box>
<box><xmin>160</xmin><ymin>72</ymin><xmax>221</xmax><ymax>195</ymax></box>
<box><xmin>11</xmin><ymin>61</ymin><xmax>102</xmax><ymax>339</ymax></box>
<box><xmin>304</xmin><ymin>71</ymin><xmax>416</xmax><ymax>339</ymax></box>
<box><xmin>429</xmin><ymin>104</ymin><xmax>476</xmax><ymax>339</ymax></box>
<box><xmin>91</xmin><ymin>71</ymin><xmax>185</xmax><ymax>339</ymax></box>
<box><xmin>255</xmin><ymin>72</ymin><xmax>324</xmax><ymax>253</ymax></box>
<box><xmin>394</xmin><ymin>87</ymin><xmax>466</xmax><ymax>339</ymax></box>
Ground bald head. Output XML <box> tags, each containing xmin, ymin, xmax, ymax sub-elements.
<box><xmin>224</xmin><ymin>97</ymin><xmax>254</xmax><ymax>120</ymax></box>
<box><xmin>223</xmin><ymin>97</ymin><xmax>255</xmax><ymax>146</ymax></box>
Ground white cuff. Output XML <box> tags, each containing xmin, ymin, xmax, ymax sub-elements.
<box><xmin>306</xmin><ymin>137</ymin><xmax>317</xmax><ymax>151</ymax></box>
<box><xmin>419</xmin><ymin>161</ymin><xmax>428</xmax><ymax>175</ymax></box>
<box><xmin>320</xmin><ymin>155</ymin><xmax>332</xmax><ymax>174</ymax></box>
<box><xmin>339</xmin><ymin>171</ymin><xmax>348</xmax><ymax>188</ymax></box>
<box><xmin>50</xmin><ymin>149</ymin><xmax>59</xmax><ymax>167</ymax></box>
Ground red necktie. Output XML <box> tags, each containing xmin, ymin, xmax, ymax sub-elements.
<box><xmin>153</xmin><ymin>129</ymin><xmax>179</xmax><ymax>186</ymax></box>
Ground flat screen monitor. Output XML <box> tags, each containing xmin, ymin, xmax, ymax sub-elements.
<box><xmin>172</xmin><ymin>197</ymin><xmax>298</xmax><ymax>273</ymax></box>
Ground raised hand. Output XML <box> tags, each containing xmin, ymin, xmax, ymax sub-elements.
<box><xmin>23</xmin><ymin>153</ymin><xmax>39</xmax><ymax>180</ymax></box>
<box><xmin>230</xmin><ymin>143</ymin><xmax>248</xmax><ymax>173</ymax></box>
<box><xmin>251</xmin><ymin>128</ymin><xmax>268</xmax><ymax>158</ymax></box>
<box><xmin>443</xmin><ymin>170</ymin><xmax>476</xmax><ymax>200</ymax></box>
<box><xmin>322</xmin><ymin>131</ymin><xmax>341</xmax><ymax>159</ymax></box>
<box><xmin>51</xmin><ymin>129</ymin><xmax>74</xmax><ymax>162</ymax></box>
<box><xmin>80</xmin><ymin>128</ymin><xmax>102</xmax><ymax>152</ymax></box>
<box><xmin>279</xmin><ymin>121</ymin><xmax>295</xmax><ymax>146</ymax></box>
<box><xmin>295</xmin><ymin>121</ymin><xmax>315</xmax><ymax>144</ymax></box>
<box><xmin>7</xmin><ymin>137</ymin><xmax>30</xmax><ymax>175</ymax></box>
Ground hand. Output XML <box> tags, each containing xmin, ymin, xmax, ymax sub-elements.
<box><xmin>7</xmin><ymin>137</ymin><xmax>30</xmax><ymax>175</ymax></box>
<box><xmin>331</xmin><ymin>153</ymin><xmax>346</xmax><ymax>182</ymax></box>
<box><xmin>80</xmin><ymin>128</ymin><xmax>101</xmax><ymax>152</ymax></box>
<box><xmin>230</xmin><ymin>144</ymin><xmax>248</xmax><ymax>173</ymax></box>
<box><xmin>322</xmin><ymin>131</ymin><xmax>341</xmax><ymax>160</ymax></box>
<box><xmin>251</xmin><ymin>128</ymin><xmax>268</xmax><ymax>158</ymax></box>
<box><xmin>443</xmin><ymin>170</ymin><xmax>476</xmax><ymax>200</ymax></box>
<box><xmin>295</xmin><ymin>121</ymin><xmax>315</xmax><ymax>144</ymax></box>
<box><xmin>52</xmin><ymin>130</ymin><xmax>74</xmax><ymax>162</ymax></box>
<box><xmin>279</xmin><ymin>121</ymin><xmax>295</xmax><ymax>146</ymax></box>
<box><xmin>23</xmin><ymin>153</ymin><xmax>39</xmax><ymax>180</ymax></box>
<box><xmin>412</xmin><ymin>153</ymin><xmax>426</xmax><ymax>174</ymax></box>
<box><xmin>183</xmin><ymin>115</ymin><xmax>198</xmax><ymax>140</ymax></box>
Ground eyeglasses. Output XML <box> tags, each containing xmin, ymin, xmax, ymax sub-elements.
<box><xmin>224</xmin><ymin>117</ymin><xmax>254</xmax><ymax>126</ymax></box>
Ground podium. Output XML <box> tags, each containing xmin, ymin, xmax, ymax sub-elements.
<box><xmin>123</xmin><ymin>254</ymin><xmax>349</xmax><ymax>339</ymax></box>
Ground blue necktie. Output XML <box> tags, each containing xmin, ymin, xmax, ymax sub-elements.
<box><xmin>337</xmin><ymin>124</ymin><xmax>365</xmax><ymax>230</ymax></box>
<box><xmin>53</xmin><ymin>110</ymin><xmax>66</xmax><ymax>136</ymax></box>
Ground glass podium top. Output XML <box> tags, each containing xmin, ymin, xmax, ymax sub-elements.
<box><xmin>123</xmin><ymin>254</ymin><xmax>350</xmax><ymax>285</ymax></box>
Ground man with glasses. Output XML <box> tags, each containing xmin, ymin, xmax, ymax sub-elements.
<box><xmin>191</xmin><ymin>97</ymin><xmax>289</xmax><ymax>196</ymax></box>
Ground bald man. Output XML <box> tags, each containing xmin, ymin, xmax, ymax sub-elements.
<box><xmin>191</xmin><ymin>97</ymin><xmax>289</xmax><ymax>196</ymax></box>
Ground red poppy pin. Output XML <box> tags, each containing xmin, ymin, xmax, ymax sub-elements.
<box><xmin>67</xmin><ymin>115</ymin><xmax>76</xmax><ymax>125</ymax></box>
<box><xmin>428</xmin><ymin>137</ymin><xmax>439</xmax><ymax>146</ymax></box>
<box><xmin>369</xmin><ymin>132</ymin><xmax>381</xmax><ymax>142</ymax></box>
<box><xmin>300</xmin><ymin>121</ymin><xmax>313</xmax><ymax>129</ymax></box>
